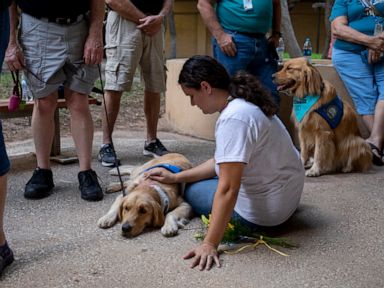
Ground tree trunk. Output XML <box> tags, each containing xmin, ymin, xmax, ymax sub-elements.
<box><xmin>280</xmin><ymin>0</ymin><xmax>302</xmax><ymax>57</ymax></box>
<box><xmin>322</xmin><ymin>0</ymin><xmax>334</xmax><ymax>59</ymax></box>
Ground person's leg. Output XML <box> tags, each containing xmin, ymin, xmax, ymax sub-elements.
<box><xmin>332</xmin><ymin>48</ymin><xmax>382</xmax><ymax>163</ymax></box>
<box><xmin>101</xmin><ymin>90</ymin><xmax>123</xmax><ymax>144</ymax></box>
<box><xmin>184</xmin><ymin>178</ymin><xmax>218</xmax><ymax>216</ymax></box>
<box><xmin>141</xmin><ymin>25</ymin><xmax>168</xmax><ymax>156</ymax></box>
<box><xmin>247</xmin><ymin>37</ymin><xmax>279</xmax><ymax>105</ymax></box>
<box><xmin>0</xmin><ymin>121</ymin><xmax>14</xmax><ymax>274</ymax></box>
<box><xmin>32</xmin><ymin>95</ymin><xmax>58</xmax><ymax>169</ymax></box>
<box><xmin>144</xmin><ymin>90</ymin><xmax>160</xmax><ymax>141</ymax></box>
<box><xmin>64</xmin><ymin>91</ymin><xmax>94</xmax><ymax>171</ymax></box>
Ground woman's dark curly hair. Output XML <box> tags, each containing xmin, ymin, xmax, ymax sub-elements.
<box><xmin>178</xmin><ymin>55</ymin><xmax>277</xmax><ymax>117</ymax></box>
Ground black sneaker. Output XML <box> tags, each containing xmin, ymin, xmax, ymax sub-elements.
<box><xmin>143</xmin><ymin>138</ymin><xmax>169</xmax><ymax>157</ymax></box>
<box><xmin>24</xmin><ymin>168</ymin><xmax>54</xmax><ymax>199</ymax></box>
<box><xmin>0</xmin><ymin>242</ymin><xmax>14</xmax><ymax>276</ymax></box>
<box><xmin>98</xmin><ymin>144</ymin><xmax>120</xmax><ymax>167</ymax></box>
<box><xmin>78</xmin><ymin>169</ymin><xmax>103</xmax><ymax>201</ymax></box>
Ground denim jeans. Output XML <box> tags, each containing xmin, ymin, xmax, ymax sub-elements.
<box><xmin>212</xmin><ymin>30</ymin><xmax>279</xmax><ymax>105</ymax></box>
<box><xmin>185</xmin><ymin>178</ymin><xmax>272</xmax><ymax>232</ymax></box>
<box><xmin>0</xmin><ymin>8</ymin><xmax>9</xmax><ymax>70</ymax></box>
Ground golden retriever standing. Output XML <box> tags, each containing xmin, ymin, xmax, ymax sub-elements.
<box><xmin>273</xmin><ymin>57</ymin><xmax>372</xmax><ymax>177</ymax></box>
<box><xmin>97</xmin><ymin>153</ymin><xmax>193</xmax><ymax>237</ymax></box>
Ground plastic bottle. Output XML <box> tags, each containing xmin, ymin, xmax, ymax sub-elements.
<box><xmin>21</xmin><ymin>74</ymin><xmax>33</xmax><ymax>102</ymax></box>
<box><xmin>276</xmin><ymin>37</ymin><xmax>285</xmax><ymax>65</ymax></box>
<box><xmin>303</xmin><ymin>37</ymin><xmax>312</xmax><ymax>63</ymax></box>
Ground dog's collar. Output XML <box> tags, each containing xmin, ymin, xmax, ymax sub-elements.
<box><xmin>293</xmin><ymin>95</ymin><xmax>320</xmax><ymax>122</ymax></box>
<box><xmin>142</xmin><ymin>164</ymin><xmax>183</xmax><ymax>174</ymax></box>
<box><xmin>150</xmin><ymin>184</ymin><xmax>170</xmax><ymax>214</ymax></box>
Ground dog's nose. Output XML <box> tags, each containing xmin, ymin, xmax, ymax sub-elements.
<box><xmin>122</xmin><ymin>223</ymin><xmax>132</xmax><ymax>233</ymax></box>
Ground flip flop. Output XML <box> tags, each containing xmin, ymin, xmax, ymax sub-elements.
<box><xmin>368</xmin><ymin>142</ymin><xmax>384</xmax><ymax>166</ymax></box>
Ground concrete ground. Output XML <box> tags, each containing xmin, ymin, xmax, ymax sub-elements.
<box><xmin>1</xmin><ymin>130</ymin><xmax>383</xmax><ymax>288</ymax></box>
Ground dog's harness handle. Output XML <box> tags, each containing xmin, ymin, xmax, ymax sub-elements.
<box><xmin>142</xmin><ymin>164</ymin><xmax>183</xmax><ymax>174</ymax></box>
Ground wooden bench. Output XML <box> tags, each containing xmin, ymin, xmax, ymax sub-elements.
<box><xmin>0</xmin><ymin>97</ymin><xmax>99</xmax><ymax>157</ymax></box>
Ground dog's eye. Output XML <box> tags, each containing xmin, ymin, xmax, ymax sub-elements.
<box><xmin>139</xmin><ymin>207</ymin><xmax>147</xmax><ymax>214</ymax></box>
<box><xmin>124</xmin><ymin>206</ymin><xmax>129</xmax><ymax>211</ymax></box>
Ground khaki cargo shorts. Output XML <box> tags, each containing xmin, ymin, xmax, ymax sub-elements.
<box><xmin>20</xmin><ymin>13</ymin><xmax>98</xmax><ymax>99</ymax></box>
<box><xmin>104</xmin><ymin>11</ymin><xmax>166</xmax><ymax>93</ymax></box>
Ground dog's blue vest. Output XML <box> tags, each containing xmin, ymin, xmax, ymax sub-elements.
<box><xmin>314</xmin><ymin>96</ymin><xmax>344</xmax><ymax>129</ymax></box>
<box><xmin>293</xmin><ymin>95</ymin><xmax>343</xmax><ymax>129</ymax></box>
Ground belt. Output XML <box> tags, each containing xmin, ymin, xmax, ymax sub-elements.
<box><xmin>34</xmin><ymin>14</ymin><xmax>86</xmax><ymax>25</ymax></box>
<box><xmin>238</xmin><ymin>31</ymin><xmax>265</xmax><ymax>39</ymax></box>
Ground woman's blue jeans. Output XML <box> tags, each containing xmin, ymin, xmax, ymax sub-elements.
<box><xmin>184</xmin><ymin>178</ymin><xmax>270</xmax><ymax>232</ymax></box>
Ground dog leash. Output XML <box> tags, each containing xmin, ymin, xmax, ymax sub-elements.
<box><xmin>97</xmin><ymin>64</ymin><xmax>126</xmax><ymax>196</ymax></box>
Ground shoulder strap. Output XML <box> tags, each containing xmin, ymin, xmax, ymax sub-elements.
<box><xmin>360</xmin><ymin>0</ymin><xmax>383</xmax><ymax>17</ymax></box>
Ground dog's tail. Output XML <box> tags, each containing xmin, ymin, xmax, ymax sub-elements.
<box><xmin>339</xmin><ymin>137</ymin><xmax>372</xmax><ymax>172</ymax></box>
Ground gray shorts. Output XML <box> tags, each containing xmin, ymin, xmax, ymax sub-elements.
<box><xmin>104</xmin><ymin>11</ymin><xmax>166</xmax><ymax>93</ymax></box>
<box><xmin>20</xmin><ymin>13</ymin><xmax>98</xmax><ymax>99</ymax></box>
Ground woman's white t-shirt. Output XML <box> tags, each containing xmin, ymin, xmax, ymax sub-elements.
<box><xmin>214</xmin><ymin>98</ymin><xmax>305</xmax><ymax>226</ymax></box>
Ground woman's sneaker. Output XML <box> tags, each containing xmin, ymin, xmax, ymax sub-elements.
<box><xmin>143</xmin><ymin>138</ymin><xmax>169</xmax><ymax>157</ymax></box>
<box><xmin>0</xmin><ymin>242</ymin><xmax>14</xmax><ymax>276</ymax></box>
<box><xmin>98</xmin><ymin>144</ymin><xmax>120</xmax><ymax>167</ymax></box>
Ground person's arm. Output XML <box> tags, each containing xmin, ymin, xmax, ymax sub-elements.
<box><xmin>183</xmin><ymin>162</ymin><xmax>244</xmax><ymax>271</ymax></box>
<box><xmin>197</xmin><ymin>0</ymin><xmax>236</xmax><ymax>56</ymax></box>
<box><xmin>269</xmin><ymin>0</ymin><xmax>282</xmax><ymax>47</ymax></box>
<box><xmin>137</xmin><ymin>0</ymin><xmax>173</xmax><ymax>36</ymax></box>
<box><xmin>84</xmin><ymin>0</ymin><xmax>104</xmax><ymax>65</ymax></box>
<box><xmin>332</xmin><ymin>15</ymin><xmax>384</xmax><ymax>52</ymax></box>
<box><xmin>105</xmin><ymin>0</ymin><xmax>146</xmax><ymax>24</ymax></box>
<box><xmin>5</xmin><ymin>2</ymin><xmax>24</xmax><ymax>71</ymax></box>
<box><xmin>145</xmin><ymin>158</ymin><xmax>217</xmax><ymax>184</ymax></box>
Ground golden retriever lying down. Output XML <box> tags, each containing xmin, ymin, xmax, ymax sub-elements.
<box><xmin>97</xmin><ymin>153</ymin><xmax>193</xmax><ymax>237</ymax></box>
<box><xmin>273</xmin><ymin>57</ymin><xmax>372</xmax><ymax>177</ymax></box>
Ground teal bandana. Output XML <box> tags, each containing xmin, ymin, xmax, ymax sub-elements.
<box><xmin>293</xmin><ymin>95</ymin><xmax>320</xmax><ymax>122</ymax></box>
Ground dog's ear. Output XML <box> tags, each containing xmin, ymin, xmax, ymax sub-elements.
<box><xmin>151</xmin><ymin>201</ymin><xmax>165</xmax><ymax>227</ymax></box>
<box><xmin>296</xmin><ymin>64</ymin><xmax>323</xmax><ymax>98</ymax></box>
<box><xmin>306</xmin><ymin>65</ymin><xmax>323</xmax><ymax>95</ymax></box>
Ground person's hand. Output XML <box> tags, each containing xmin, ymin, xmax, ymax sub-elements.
<box><xmin>369</xmin><ymin>34</ymin><xmax>384</xmax><ymax>53</ymax></box>
<box><xmin>183</xmin><ymin>242</ymin><xmax>221</xmax><ymax>271</ymax></box>
<box><xmin>143</xmin><ymin>167</ymin><xmax>177</xmax><ymax>183</ymax></box>
<box><xmin>216</xmin><ymin>32</ymin><xmax>236</xmax><ymax>57</ymax></box>
<box><xmin>368</xmin><ymin>48</ymin><xmax>382</xmax><ymax>64</ymax></box>
<box><xmin>138</xmin><ymin>15</ymin><xmax>163</xmax><ymax>36</ymax></box>
<box><xmin>83</xmin><ymin>35</ymin><xmax>103</xmax><ymax>65</ymax></box>
<box><xmin>5</xmin><ymin>42</ymin><xmax>25</xmax><ymax>71</ymax></box>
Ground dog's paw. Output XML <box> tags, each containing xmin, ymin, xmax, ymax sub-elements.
<box><xmin>177</xmin><ymin>218</ymin><xmax>190</xmax><ymax>228</ymax></box>
<box><xmin>304</xmin><ymin>157</ymin><xmax>314</xmax><ymax>169</ymax></box>
<box><xmin>97</xmin><ymin>214</ymin><xmax>117</xmax><ymax>228</ymax></box>
<box><xmin>161</xmin><ymin>215</ymin><xmax>179</xmax><ymax>237</ymax></box>
<box><xmin>305</xmin><ymin>167</ymin><xmax>321</xmax><ymax>177</ymax></box>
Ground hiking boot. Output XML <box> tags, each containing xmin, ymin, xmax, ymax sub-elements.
<box><xmin>78</xmin><ymin>169</ymin><xmax>103</xmax><ymax>201</ymax></box>
<box><xmin>143</xmin><ymin>138</ymin><xmax>169</xmax><ymax>157</ymax></box>
<box><xmin>0</xmin><ymin>242</ymin><xmax>14</xmax><ymax>276</ymax></box>
<box><xmin>24</xmin><ymin>168</ymin><xmax>54</xmax><ymax>199</ymax></box>
<box><xmin>98</xmin><ymin>144</ymin><xmax>120</xmax><ymax>167</ymax></box>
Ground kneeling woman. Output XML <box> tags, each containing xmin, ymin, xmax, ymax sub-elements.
<box><xmin>145</xmin><ymin>55</ymin><xmax>305</xmax><ymax>270</ymax></box>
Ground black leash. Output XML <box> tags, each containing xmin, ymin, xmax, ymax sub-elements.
<box><xmin>97</xmin><ymin>64</ymin><xmax>126</xmax><ymax>196</ymax></box>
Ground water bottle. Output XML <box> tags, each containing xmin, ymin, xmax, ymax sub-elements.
<box><xmin>276</xmin><ymin>37</ymin><xmax>285</xmax><ymax>65</ymax></box>
<box><xmin>21</xmin><ymin>75</ymin><xmax>33</xmax><ymax>102</ymax></box>
<box><xmin>303</xmin><ymin>37</ymin><xmax>312</xmax><ymax>63</ymax></box>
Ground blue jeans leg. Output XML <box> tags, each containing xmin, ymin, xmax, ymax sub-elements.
<box><xmin>185</xmin><ymin>178</ymin><xmax>270</xmax><ymax>232</ymax></box>
<box><xmin>184</xmin><ymin>178</ymin><xmax>218</xmax><ymax>216</ymax></box>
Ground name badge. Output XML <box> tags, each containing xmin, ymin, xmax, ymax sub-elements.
<box><xmin>243</xmin><ymin>0</ymin><xmax>253</xmax><ymax>11</ymax></box>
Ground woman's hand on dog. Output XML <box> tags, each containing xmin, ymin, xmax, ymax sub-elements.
<box><xmin>183</xmin><ymin>242</ymin><xmax>221</xmax><ymax>271</ymax></box>
<box><xmin>144</xmin><ymin>168</ymin><xmax>177</xmax><ymax>183</ymax></box>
